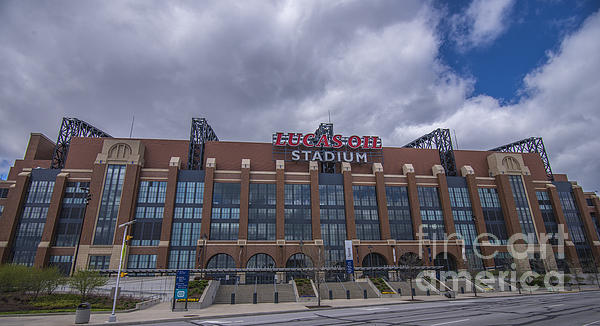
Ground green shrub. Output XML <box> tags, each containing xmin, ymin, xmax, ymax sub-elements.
<box><xmin>294</xmin><ymin>278</ymin><xmax>315</xmax><ymax>297</ymax></box>
<box><xmin>0</xmin><ymin>264</ymin><xmax>33</xmax><ymax>293</ymax></box>
<box><xmin>370</xmin><ymin>277</ymin><xmax>392</xmax><ymax>293</ymax></box>
<box><xmin>68</xmin><ymin>270</ymin><xmax>108</xmax><ymax>301</ymax></box>
<box><xmin>188</xmin><ymin>279</ymin><xmax>209</xmax><ymax>298</ymax></box>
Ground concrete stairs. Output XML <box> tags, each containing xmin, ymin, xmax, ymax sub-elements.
<box><xmin>318</xmin><ymin>281</ymin><xmax>378</xmax><ymax>299</ymax></box>
<box><xmin>388</xmin><ymin>281</ymin><xmax>430</xmax><ymax>296</ymax></box>
<box><xmin>213</xmin><ymin>284</ymin><xmax>296</xmax><ymax>304</ymax></box>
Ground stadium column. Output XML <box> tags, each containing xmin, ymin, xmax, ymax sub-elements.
<box><xmin>309</xmin><ymin>161</ymin><xmax>321</xmax><ymax>241</ymax></box>
<box><xmin>109</xmin><ymin>164</ymin><xmax>141</xmax><ymax>270</ymax></box>
<box><xmin>276</xmin><ymin>160</ymin><xmax>285</xmax><ymax>239</ymax></box>
<box><xmin>434</xmin><ymin>165</ymin><xmax>462</xmax><ymax>269</ymax></box>
<box><xmin>342</xmin><ymin>162</ymin><xmax>358</xmax><ymax>266</ymax></box>
<box><xmin>572</xmin><ymin>184</ymin><xmax>600</xmax><ymax>267</ymax></box>
<box><xmin>373</xmin><ymin>162</ymin><xmax>394</xmax><ymax>264</ymax></box>
<box><xmin>276</xmin><ymin>160</ymin><xmax>285</xmax><ymax>267</ymax></box>
<box><xmin>522</xmin><ymin>175</ymin><xmax>557</xmax><ymax>271</ymax></box>
<box><xmin>157</xmin><ymin>157</ymin><xmax>180</xmax><ymax>269</ymax></box>
<box><xmin>404</xmin><ymin>164</ymin><xmax>426</xmax><ymax>265</ymax></box>
<box><xmin>547</xmin><ymin>184</ymin><xmax>582</xmax><ymax>272</ymax></box>
<box><xmin>238</xmin><ymin>158</ymin><xmax>250</xmax><ymax>268</ymax></box>
<box><xmin>0</xmin><ymin>172</ymin><xmax>30</xmax><ymax>263</ymax></box>
<box><xmin>34</xmin><ymin>172</ymin><xmax>69</xmax><ymax>268</ymax></box>
<box><xmin>199</xmin><ymin>157</ymin><xmax>216</xmax><ymax>268</ymax></box>
<box><xmin>74</xmin><ymin>162</ymin><xmax>106</xmax><ymax>271</ymax></box>
<box><xmin>239</xmin><ymin>159</ymin><xmax>250</xmax><ymax>240</ymax></box>
<box><xmin>462</xmin><ymin>166</ymin><xmax>495</xmax><ymax>269</ymax></box>
<box><xmin>495</xmin><ymin>174</ymin><xmax>530</xmax><ymax>273</ymax></box>
<box><xmin>374</xmin><ymin>163</ymin><xmax>390</xmax><ymax>240</ymax></box>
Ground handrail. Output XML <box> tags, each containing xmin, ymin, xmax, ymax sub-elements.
<box><xmin>337</xmin><ymin>276</ymin><xmax>348</xmax><ymax>292</ymax></box>
<box><xmin>322</xmin><ymin>278</ymin><xmax>330</xmax><ymax>292</ymax></box>
<box><xmin>462</xmin><ymin>276</ymin><xmax>488</xmax><ymax>292</ymax></box>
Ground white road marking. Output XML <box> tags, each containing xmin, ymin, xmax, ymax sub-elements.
<box><xmin>197</xmin><ymin>321</ymin><xmax>244</xmax><ymax>324</ymax></box>
<box><xmin>548</xmin><ymin>304</ymin><xmax>563</xmax><ymax>307</ymax></box>
<box><xmin>583</xmin><ymin>321</ymin><xmax>600</xmax><ymax>326</ymax></box>
<box><xmin>359</xmin><ymin>307</ymin><xmax>390</xmax><ymax>311</ymax></box>
<box><xmin>430</xmin><ymin>318</ymin><xmax>470</xmax><ymax>326</ymax></box>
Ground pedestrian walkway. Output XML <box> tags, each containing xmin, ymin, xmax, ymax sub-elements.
<box><xmin>0</xmin><ymin>286</ymin><xmax>598</xmax><ymax>326</ymax></box>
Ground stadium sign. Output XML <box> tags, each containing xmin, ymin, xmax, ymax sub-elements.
<box><xmin>272</xmin><ymin>132</ymin><xmax>382</xmax><ymax>164</ymax></box>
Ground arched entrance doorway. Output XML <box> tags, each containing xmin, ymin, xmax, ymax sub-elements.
<box><xmin>362</xmin><ymin>253</ymin><xmax>388</xmax><ymax>278</ymax></box>
<box><xmin>246</xmin><ymin>253</ymin><xmax>276</xmax><ymax>284</ymax></box>
<box><xmin>285</xmin><ymin>253</ymin><xmax>313</xmax><ymax>281</ymax></box>
<box><xmin>206</xmin><ymin>254</ymin><xmax>236</xmax><ymax>284</ymax></box>
<box><xmin>433</xmin><ymin>252</ymin><xmax>457</xmax><ymax>272</ymax></box>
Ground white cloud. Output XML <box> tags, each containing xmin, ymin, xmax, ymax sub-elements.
<box><xmin>412</xmin><ymin>10</ymin><xmax>600</xmax><ymax>190</ymax></box>
<box><xmin>0</xmin><ymin>1</ymin><xmax>598</xmax><ymax>192</ymax></box>
<box><xmin>451</xmin><ymin>0</ymin><xmax>515</xmax><ymax>49</ymax></box>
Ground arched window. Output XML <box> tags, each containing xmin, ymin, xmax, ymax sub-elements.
<box><xmin>206</xmin><ymin>254</ymin><xmax>236</xmax><ymax>284</ymax></box>
<box><xmin>246</xmin><ymin>253</ymin><xmax>276</xmax><ymax>268</ymax></box>
<box><xmin>286</xmin><ymin>253</ymin><xmax>313</xmax><ymax>268</ymax></box>
<box><xmin>207</xmin><ymin>254</ymin><xmax>236</xmax><ymax>269</ymax></box>
<box><xmin>362</xmin><ymin>252</ymin><xmax>387</xmax><ymax>278</ymax></box>
<box><xmin>246</xmin><ymin>253</ymin><xmax>276</xmax><ymax>284</ymax></box>
<box><xmin>433</xmin><ymin>252</ymin><xmax>457</xmax><ymax>272</ymax></box>
<box><xmin>285</xmin><ymin>253</ymin><xmax>313</xmax><ymax>281</ymax></box>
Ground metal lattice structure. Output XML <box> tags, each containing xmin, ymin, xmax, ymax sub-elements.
<box><xmin>188</xmin><ymin>118</ymin><xmax>219</xmax><ymax>170</ymax></box>
<box><xmin>314</xmin><ymin>122</ymin><xmax>335</xmax><ymax>173</ymax></box>
<box><xmin>403</xmin><ymin>128</ymin><xmax>457</xmax><ymax>176</ymax></box>
<box><xmin>51</xmin><ymin>117</ymin><xmax>112</xmax><ymax>169</ymax></box>
<box><xmin>489</xmin><ymin>137</ymin><xmax>553</xmax><ymax>180</ymax></box>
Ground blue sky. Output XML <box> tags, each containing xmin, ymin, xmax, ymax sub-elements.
<box><xmin>0</xmin><ymin>0</ymin><xmax>599</xmax><ymax>190</ymax></box>
<box><xmin>438</xmin><ymin>0</ymin><xmax>600</xmax><ymax>103</ymax></box>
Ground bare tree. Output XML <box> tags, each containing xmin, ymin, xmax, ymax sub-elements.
<box><xmin>399</xmin><ymin>252</ymin><xmax>423</xmax><ymax>301</ymax></box>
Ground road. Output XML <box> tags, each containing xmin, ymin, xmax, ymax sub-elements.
<box><xmin>138</xmin><ymin>291</ymin><xmax>600</xmax><ymax>326</ymax></box>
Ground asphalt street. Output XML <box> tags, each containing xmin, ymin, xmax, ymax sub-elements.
<box><xmin>137</xmin><ymin>291</ymin><xmax>600</xmax><ymax>326</ymax></box>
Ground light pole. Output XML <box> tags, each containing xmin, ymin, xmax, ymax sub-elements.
<box><xmin>368</xmin><ymin>245</ymin><xmax>373</xmax><ymax>278</ymax></box>
<box><xmin>108</xmin><ymin>220</ymin><xmax>135</xmax><ymax>323</ymax></box>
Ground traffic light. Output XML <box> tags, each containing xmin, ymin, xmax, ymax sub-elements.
<box><xmin>126</xmin><ymin>235</ymin><xmax>133</xmax><ymax>241</ymax></box>
<box><xmin>120</xmin><ymin>272</ymin><xmax>128</xmax><ymax>278</ymax></box>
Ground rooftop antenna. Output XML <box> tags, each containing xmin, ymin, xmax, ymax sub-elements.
<box><xmin>453</xmin><ymin>129</ymin><xmax>459</xmax><ymax>149</ymax></box>
<box><xmin>328</xmin><ymin>110</ymin><xmax>331</xmax><ymax>123</ymax></box>
<box><xmin>129</xmin><ymin>114</ymin><xmax>135</xmax><ymax>138</ymax></box>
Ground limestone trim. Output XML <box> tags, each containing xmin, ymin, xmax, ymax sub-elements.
<box><xmin>214</xmin><ymin>170</ymin><xmax>242</xmax><ymax>174</ymax></box>
<box><xmin>95</xmin><ymin>139</ymin><xmax>145</xmax><ymax>166</ymax></box>
<box><xmin>487</xmin><ymin>153</ymin><xmax>531</xmax><ymax>176</ymax></box>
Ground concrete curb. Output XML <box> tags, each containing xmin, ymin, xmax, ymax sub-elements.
<box><xmin>85</xmin><ymin>289</ymin><xmax>600</xmax><ymax>326</ymax></box>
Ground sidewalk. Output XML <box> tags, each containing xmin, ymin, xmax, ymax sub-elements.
<box><xmin>1</xmin><ymin>287</ymin><xmax>598</xmax><ymax>326</ymax></box>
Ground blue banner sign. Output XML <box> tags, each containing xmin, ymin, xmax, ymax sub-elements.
<box><xmin>175</xmin><ymin>270</ymin><xmax>190</xmax><ymax>289</ymax></box>
<box><xmin>344</xmin><ymin>240</ymin><xmax>354</xmax><ymax>274</ymax></box>
<box><xmin>346</xmin><ymin>260</ymin><xmax>355</xmax><ymax>274</ymax></box>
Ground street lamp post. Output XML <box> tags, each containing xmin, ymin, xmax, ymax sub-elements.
<box><xmin>368</xmin><ymin>245</ymin><xmax>373</xmax><ymax>278</ymax></box>
<box><xmin>108</xmin><ymin>220</ymin><xmax>135</xmax><ymax>323</ymax></box>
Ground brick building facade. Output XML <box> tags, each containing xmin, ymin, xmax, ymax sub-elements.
<box><xmin>1</xmin><ymin>127</ymin><xmax>599</xmax><ymax>280</ymax></box>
